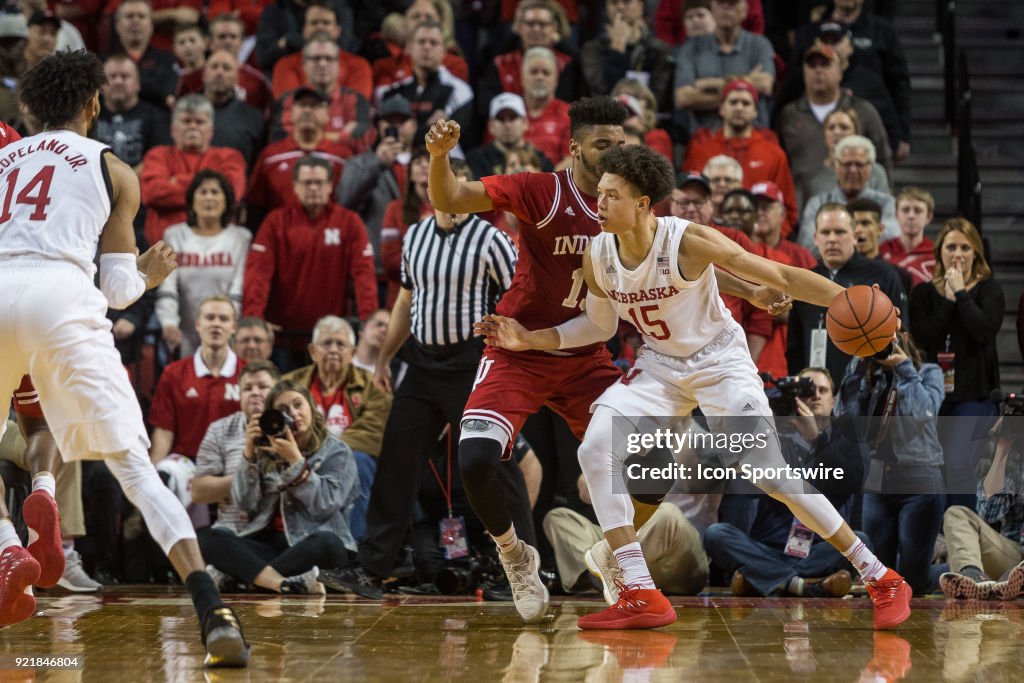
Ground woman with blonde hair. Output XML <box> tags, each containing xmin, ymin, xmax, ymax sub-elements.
<box><xmin>797</xmin><ymin>107</ymin><xmax>890</xmax><ymax>210</ymax></box>
<box><xmin>910</xmin><ymin>218</ymin><xmax>1005</xmax><ymax>507</ymax></box>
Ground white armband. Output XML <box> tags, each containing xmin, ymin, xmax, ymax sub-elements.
<box><xmin>555</xmin><ymin>292</ymin><xmax>618</xmax><ymax>349</ymax></box>
<box><xmin>99</xmin><ymin>253</ymin><xmax>147</xmax><ymax>310</ymax></box>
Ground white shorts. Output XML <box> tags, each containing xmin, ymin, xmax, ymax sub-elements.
<box><xmin>593</xmin><ymin>324</ymin><xmax>772</xmax><ymax>419</ymax></box>
<box><xmin>0</xmin><ymin>261</ymin><xmax>149</xmax><ymax>460</ymax></box>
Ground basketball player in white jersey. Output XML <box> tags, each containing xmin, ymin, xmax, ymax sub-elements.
<box><xmin>476</xmin><ymin>145</ymin><xmax>912</xmax><ymax>631</ymax></box>
<box><xmin>0</xmin><ymin>51</ymin><xmax>248</xmax><ymax>666</ymax></box>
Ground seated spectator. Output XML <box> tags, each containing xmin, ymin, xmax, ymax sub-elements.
<box><xmin>788</xmin><ymin>203</ymin><xmax>907</xmax><ymax>388</ymax></box>
<box><xmin>705</xmin><ymin>367</ymin><xmax>867</xmax><ymax>597</ymax></box>
<box><xmin>376</xmin><ymin>20</ymin><xmax>474</xmax><ymax>148</ymax></box>
<box><xmin>177</xmin><ymin>14</ymin><xmax>274</xmax><ymax>116</ymax></box>
<box><xmin>140</xmin><ymin>94</ymin><xmax>247</xmax><ymax>244</ymax></box>
<box><xmin>0</xmin><ymin>19</ymin><xmax>27</xmax><ymax>125</ymax></box>
<box><xmin>234</xmin><ymin>317</ymin><xmax>276</xmax><ymax>364</ymax></box>
<box><xmin>243</xmin><ymin>157</ymin><xmax>378</xmax><ymax>366</ymax></box>
<box><xmin>674</xmin><ymin>0</ymin><xmax>775</xmax><ymax>135</ymax></box>
<box><xmin>284</xmin><ymin>316</ymin><xmax>392</xmax><ymax>542</ymax></box>
<box><xmin>798</xmin><ymin>135</ymin><xmax>898</xmax><ymax>254</ymax></box>
<box><xmin>172</xmin><ymin>22</ymin><xmax>207</xmax><ymax>82</ymax></box>
<box><xmin>578</xmin><ymin>0</ymin><xmax>674</xmax><ymax>112</ymax></box>
<box><xmin>199</xmin><ymin>379</ymin><xmax>359</xmax><ymax>593</ymax></box>
<box><xmin>149</xmin><ymin>295</ymin><xmax>244</xmax><ymax>528</ymax></box>
<box><xmin>17</xmin><ymin>3</ymin><xmax>85</xmax><ymax>53</ymax></box>
<box><xmin>836</xmin><ymin>331</ymin><xmax>945</xmax><ymax>595</ymax></box>
<box><xmin>476</xmin><ymin>0</ymin><xmax>575</xmax><ymax>117</ymax></box>
<box><xmin>94</xmin><ymin>54</ymin><xmax>171</xmax><ymax>171</ymax></box>
<box><xmin>776</xmin><ymin>43</ymin><xmax>892</xmax><ymax>195</ymax></box>
<box><xmin>880</xmin><ymin>186</ymin><xmax>936</xmax><ymax>287</ymax></box>
<box><xmin>468</xmin><ymin>93</ymin><xmax>553</xmax><ymax>181</ymax></box>
<box><xmin>21</xmin><ymin>10</ymin><xmax>60</xmax><ymax>73</ymax></box>
<box><xmin>370</xmin><ymin>0</ymin><xmax>470</xmax><ymax>92</ymax></box>
<box><xmin>702</xmin><ymin>154</ymin><xmax>743</xmax><ymax>224</ymax></box>
<box><xmin>656</xmin><ymin>0</ymin><xmax>764</xmax><ymax>46</ymax></box>
<box><xmin>270</xmin><ymin>33</ymin><xmax>375</xmax><ymax>155</ymax></box>
<box><xmin>519</xmin><ymin>46</ymin><xmax>571</xmax><ymax>168</ymax></box>
<box><xmin>611</xmin><ymin>82</ymin><xmax>673</xmax><ymax>162</ymax></box>
<box><xmin>796</xmin><ymin>107</ymin><xmax>890</xmax><ymax>211</ymax></box>
<box><xmin>544</xmin><ymin>475</ymin><xmax>709</xmax><ymax>595</ymax></box>
<box><xmin>207</xmin><ymin>0</ymin><xmax>272</xmax><ymax>39</ymax></box>
<box><xmin>750</xmin><ymin>181</ymin><xmax>816</xmax><ymax>269</ymax></box>
<box><xmin>848</xmin><ymin>196</ymin><xmax>914</xmax><ymax>296</ymax></box>
<box><xmin>683</xmin><ymin>79</ymin><xmax>798</xmax><ymax>236</ymax></box>
<box><xmin>203</xmin><ymin>50</ymin><xmax>266</xmax><ymax>169</ymax></box>
<box><xmin>336</xmin><ymin>95</ymin><xmax>419</xmax><ymax>287</ymax></box>
<box><xmin>138</xmin><ymin>0</ymin><xmax>202</xmax><ymax>53</ymax></box>
<box><xmin>353</xmin><ymin>310</ymin><xmax>390</xmax><ymax>375</ymax></box>
<box><xmin>270</xmin><ymin>0</ymin><xmax>372</xmax><ymax>99</ymax></box>
<box><xmin>940</xmin><ymin>426</ymin><xmax>1024</xmax><ymax>600</ymax></box>
<box><xmin>156</xmin><ymin>170</ymin><xmax>252</xmax><ymax>357</ymax></box>
<box><xmin>107</xmin><ymin>0</ymin><xmax>177</xmax><ymax>109</ymax></box>
<box><xmin>255</xmin><ymin>0</ymin><xmax>355</xmax><ymax>72</ymax></box>
<box><xmin>192</xmin><ymin>361</ymin><xmax>280</xmax><ymax>540</ymax></box>
<box><xmin>379</xmin><ymin>149</ymin><xmax>433</xmax><ymax>304</ymax></box>
<box><xmin>246</xmin><ymin>86</ymin><xmax>351</xmax><ymax>227</ymax></box>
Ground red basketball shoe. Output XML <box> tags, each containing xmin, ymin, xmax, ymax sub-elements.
<box><xmin>23</xmin><ymin>490</ymin><xmax>64</xmax><ymax>587</ymax></box>
<box><xmin>866</xmin><ymin>569</ymin><xmax>912</xmax><ymax>630</ymax></box>
<box><xmin>0</xmin><ymin>546</ymin><xmax>40</xmax><ymax>625</ymax></box>
<box><xmin>577</xmin><ymin>581</ymin><xmax>677</xmax><ymax>630</ymax></box>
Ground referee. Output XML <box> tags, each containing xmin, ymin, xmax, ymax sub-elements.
<box><xmin>321</xmin><ymin>161</ymin><xmax>533</xmax><ymax>598</ymax></box>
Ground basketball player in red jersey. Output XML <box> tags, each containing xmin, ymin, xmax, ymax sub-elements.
<box><xmin>425</xmin><ymin>98</ymin><xmax>786</xmax><ymax>623</ymax></box>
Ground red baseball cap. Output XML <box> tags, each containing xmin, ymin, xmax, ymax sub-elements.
<box><xmin>721</xmin><ymin>79</ymin><xmax>759</xmax><ymax>105</ymax></box>
<box><xmin>804</xmin><ymin>43</ymin><xmax>837</xmax><ymax>63</ymax></box>
<box><xmin>751</xmin><ymin>181</ymin><xmax>784</xmax><ymax>204</ymax></box>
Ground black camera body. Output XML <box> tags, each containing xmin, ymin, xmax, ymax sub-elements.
<box><xmin>767</xmin><ymin>375</ymin><xmax>817</xmax><ymax>416</ymax></box>
<box><xmin>255</xmin><ymin>408</ymin><xmax>295</xmax><ymax>447</ymax></box>
<box><xmin>994</xmin><ymin>389</ymin><xmax>1024</xmax><ymax>438</ymax></box>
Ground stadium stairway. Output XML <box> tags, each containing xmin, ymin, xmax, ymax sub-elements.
<box><xmin>893</xmin><ymin>0</ymin><xmax>1024</xmax><ymax>388</ymax></box>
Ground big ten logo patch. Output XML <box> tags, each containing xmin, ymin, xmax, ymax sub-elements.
<box><xmin>473</xmin><ymin>357</ymin><xmax>495</xmax><ymax>390</ymax></box>
<box><xmin>224</xmin><ymin>383</ymin><xmax>240</xmax><ymax>401</ymax></box>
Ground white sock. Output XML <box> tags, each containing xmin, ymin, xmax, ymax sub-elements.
<box><xmin>492</xmin><ymin>525</ymin><xmax>522</xmax><ymax>559</ymax></box>
<box><xmin>0</xmin><ymin>519</ymin><xmax>22</xmax><ymax>553</ymax></box>
<box><xmin>612</xmin><ymin>542</ymin><xmax>655</xmax><ymax>590</ymax></box>
<box><xmin>32</xmin><ymin>472</ymin><xmax>56</xmax><ymax>499</ymax></box>
<box><xmin>842</xmin><ymin>538</ymin><xmax>887</xmax><ymax>582</ymax></box>
<box><xmin>63</xmin><ymin>540</ymin><xmax>74</xmax><ymax>554</ymax></box>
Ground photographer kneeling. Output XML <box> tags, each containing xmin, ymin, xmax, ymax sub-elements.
<box><xmin>200</xmin><ymin>380</ymin><xmax>359</xmax><ymax>594</ymax></box>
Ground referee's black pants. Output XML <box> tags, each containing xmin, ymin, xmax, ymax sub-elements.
<box><xmin>358</xmin><ymin>357</ymin><xmax>536</xmax><ymax>579</ymax></box>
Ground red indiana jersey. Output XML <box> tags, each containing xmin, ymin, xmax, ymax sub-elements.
<box><xmin>481</xmin><ymin>169</ymin><xmax>603</xmax><ymax>354</ymax></box>
<box><xmin>11</xmin><ymin>375</ymin><xmax>43</xmax><ymax>418</ymax></box>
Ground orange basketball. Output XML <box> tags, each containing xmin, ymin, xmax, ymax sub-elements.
<box><xmin>826</xmin><ymin>285</ymin><xmax>899</xmax><ymax>357</ymax></box>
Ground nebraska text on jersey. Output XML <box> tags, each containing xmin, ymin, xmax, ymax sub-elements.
<box><xmin>606</xmin><ymin>285</ymin><xmax>681</xmax><ymax>304</ymax></box>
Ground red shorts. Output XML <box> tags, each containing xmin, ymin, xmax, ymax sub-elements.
<box><xmin>462</xmin><ymin>346</ymin><xmax>623</xmax><ymax>444</ymax></box>
<box><xmin>11</xmin><ymin>375</ymin><xmax>43</xmax><ymax>418</ymax></box>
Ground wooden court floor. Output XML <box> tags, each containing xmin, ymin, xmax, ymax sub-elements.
<box><xmin>1</xmin><ymin>587</ymin><xmax>1023</xmax><ymax>682</ymax></box>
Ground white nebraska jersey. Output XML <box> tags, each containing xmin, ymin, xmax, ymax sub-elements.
<box><xmin>591</xmin><ymin>215</ymin><xmax>739</xmax><ymax>357</ymax></box>
<box><xmin>0</xmin><ymin>131</ymin><xmax>111</xmax><ymax>276</ymax></box>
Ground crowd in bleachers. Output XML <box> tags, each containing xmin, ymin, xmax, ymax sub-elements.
<box><xmin>3</xmin><ymin>0</ymin><xmax>1023</xmax><ymax>602</ymax></box>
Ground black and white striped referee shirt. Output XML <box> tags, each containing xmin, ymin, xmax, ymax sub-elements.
<box><xmin>401</xmin><ymin>214</ymin><xmax>517</xmax><ymax>346</ymax></box>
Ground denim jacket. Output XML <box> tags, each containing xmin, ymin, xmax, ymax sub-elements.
<box><xmin>231</xmin><ymin>435</ymin><xmax>358</xmax><ymax>551</ymax></box>
<box><xmin>836</xmin><ymin>358</ymin><xmax>945</xmax><ymax>467</ymax></box>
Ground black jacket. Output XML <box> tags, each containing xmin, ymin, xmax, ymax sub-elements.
<box><xmin>787</xmin><ymin>252</ymin><xmax>908</xmax><ymax>387</ymax></box>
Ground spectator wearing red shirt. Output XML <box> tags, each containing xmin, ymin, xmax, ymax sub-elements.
<box><xmin>246</xmin><ymin>87</ymin><xmax>350</xmax><ymax>227</ymax></box>
<box><xmin>270</xmin><ymin>2</ymin><xmax>372</xmax><ymax>100</ymax></box>
<box><xmin>683</xmin><ymin>80</ymin><xmax>798</xmax><ymax>237</ymax></box>
<box><xmin>655</xmin><ymin>0</ymin><xmax>763</xmax><ymax>46</ymax></box>
<box><xmin>371</xmin><ymin>0</ymin><xmax>469</xmax><ymax>93</ymax></box>
<box><xmin>612</xmin><ymin>89</ymin><xmax>673</xmax><ymax>163</ymax></box>
<box><xmin>177</xmin><ymin>14</ymin><xmax>274</xmax><ymax>116</ymax></box>
<box><xmin>243</xmin><ymin>157</ymin><xmax>378</xmax><ymax>362</ymax></box>
<box><xmin>880</xmin><ymin>186</ymin><xmax>936</xmax><ymax>287</ymax></box>
<box><xmin>149</xmin><ymin>295</ymin><xmax>243</xmax><ymax>527</ymax></box>
<box><xmin>207</xmin><ymin>0</ymin><xmax>272</xmax><ymax>37</ymax></box>
<box><xmin>478</xmin><ymin>1</ymin><xmax>574</xmax><ymax>120</ymax></box>
<box><xmin>520</xmin><ymin>46</ymin><xmax>571</xmax><ymax>167</ymax></box>
<box><xmin>140</xmin><ymin>94</ymin><xmax>247</xmax><ymax>244</ymax></box>
<box><xmin>106</xmin><ymin>0</ymin><xmax>201</xmax><ymax>52</ymax></box>
<box><xmin>270</xmin><ymin>34</ymin><xmax>375</xmax><ymax>155</ymax></box>
<box><xmin>750</xmin><ymin>181</ymin><xmax>817</xmax><ymax>270</ymax></box>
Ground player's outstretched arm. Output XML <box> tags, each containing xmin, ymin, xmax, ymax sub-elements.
<box><xmin>715</xmin><ymin>269</ymin><xmax>793</xmax><ymax>315</ymax></box>
<box><xmin>682</xmin><ymin>224</ymin><xmax>844</xmax><ymax>308</ymax></box>
<box><xmin>426</xmin><ymin>119</ymin><xmax>494</xmax><ymax>214</ymax></box>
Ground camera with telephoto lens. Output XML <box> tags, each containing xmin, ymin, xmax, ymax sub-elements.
<box><xmin>766</xmin><ymin>375</ymin><xmax>817</xmax><ymax>417</ymax></box>
<box><xmin>255</xmin><ymin>408</ymin><xmax>295</xmax><ymax>447</ymax></box>
<box><xmin>993</xmin><ymin>389</ymin><xmax>1024</xmax><ymax>438</ymax></box>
